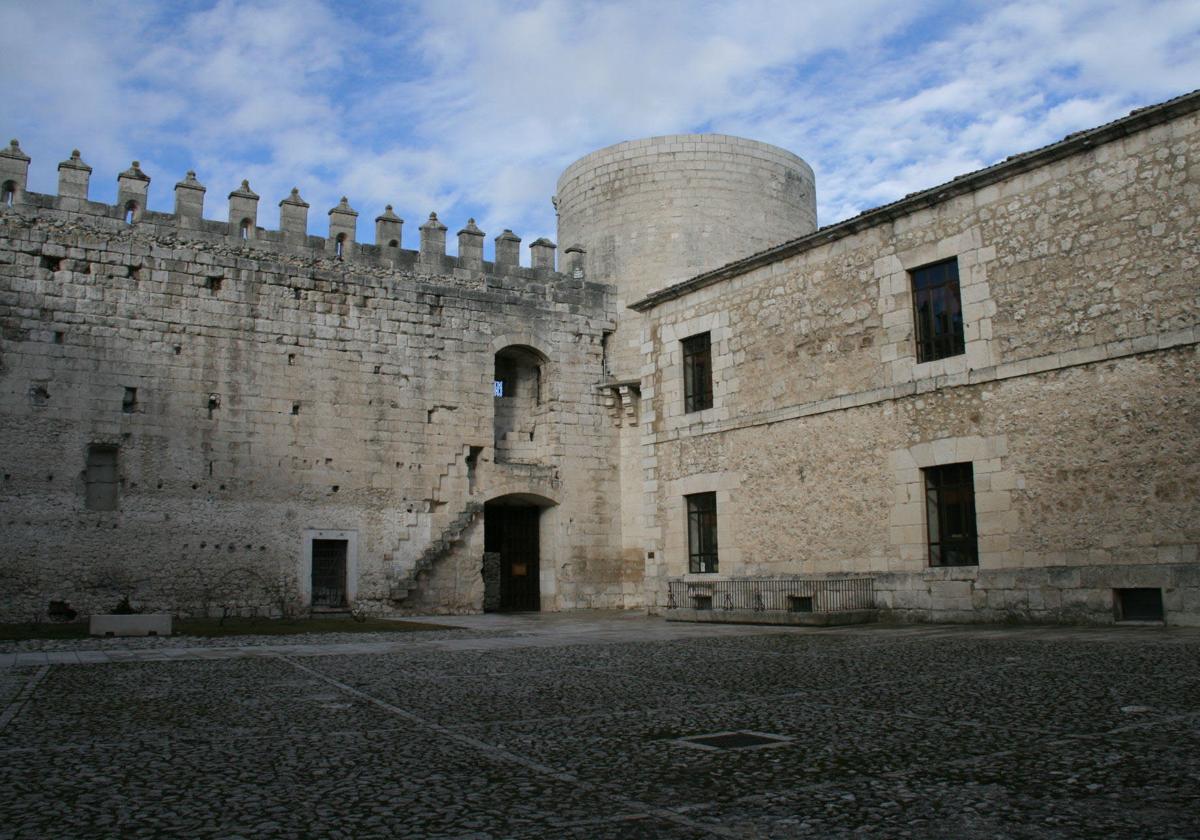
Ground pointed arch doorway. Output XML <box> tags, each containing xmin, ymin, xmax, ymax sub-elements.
<box><xmin>484</xmin><ymin>493</ymin><xmax>556</xmax><ymax>612</ymax></box>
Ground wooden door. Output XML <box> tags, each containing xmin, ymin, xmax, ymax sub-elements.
<box><xmin>499</xmin><ymin>507</ymin><xmax>540</xmax><ymax>612</ymax></box>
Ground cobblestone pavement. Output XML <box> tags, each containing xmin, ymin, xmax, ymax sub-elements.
<box><xmin>1</xmin><ymin>614</ymin><xmax>1197</xmax><ymax>839</ymax></box>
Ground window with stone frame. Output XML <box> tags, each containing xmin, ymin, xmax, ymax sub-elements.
<box><xmin>911</xmin><ymin>258</ymin><xmax>965</xmax><ymax>363</ymax></box>
<box><xmin>682</xmin><ymin>332</ymin><xmax>713</xmax><ymax>413</ymax></box>
<box><xmin>924</xmin><ymin>462</ymin><xmax>978</xmax><ymax>567</ymax></box>
<box><xmin>686</xmin><ymin>491</ymin><xmax>719</xmax><ymax>574</ymax></box>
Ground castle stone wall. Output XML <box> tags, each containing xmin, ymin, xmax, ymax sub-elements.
<box><xmin>2</xmin><ymin>94</ymin><xmax>1197</xmax><ymax>628</ymax></box>
<box><xmin>638</xmin><ymin>105</ymin><xmax>1200</xmax><ymax>624</ymax></box>
<box><xmin>556</xmin><ymin>134</ymin><xmax>816</xmax><ymax>583</ymax></box>
<box><xmin>0</xmin><ymin>186</ymin><xmax>621</xmax><ymax>621</ymax></box>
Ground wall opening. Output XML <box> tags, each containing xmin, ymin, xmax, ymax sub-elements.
<box><xmin>310</xmin><ymin>539</ymin><xmax>349</xmax><ymax>608</ymax></box>
<box><xmin>924</xmin><ymin>462</ymin><xmax>978</xmax><ymax>567</ymax></box>
<box><xmin>493</xmin><ymin>345</ymin><xmax>547</xmax><ymax>463</ymax></box>
<box><xmin>1114</xmin><ymin>588</ymin><xmax>1164</xmax><ymax>622</ymax></box>
<box><xmin>484</xmin><ymin>495</ymin><xmax>553</xmax><ymax>612</ymax></box>
<box><xmin>1</xmin><ymin>181</ymin><xmax>15</xmax><ymax>206</ymax></box>
<box><xmin>85</xmin><ymin>444</ymin><xmax>119</xmax><ymax>511</ymax></box>
<box><xmin>682</xmin><ymin>332</ymin><xmax>713</xmax><ymax>413</ymax></box>
<box><xmin>123</xmin><ymin>202</ymin><xmax>137</xmax><ymax>224</ymax></box>
<box><xmin>466</xmin><ymin>445</ymin><xmax>483</xmax><ymax>493</ymax></box>
<box><xmin>911</xmin><ymin>257</ymin><xmax>965</xmax><ymax>363</ymax></box>
<box><xmin>686</xmin><ymin>491</ymin><xmax>719</xmax><ymax>573</ymax></box>
<box><xmin>28</xmin><ymin>383</ymin><xmax>49</xmax><ymax>407</ymax></box>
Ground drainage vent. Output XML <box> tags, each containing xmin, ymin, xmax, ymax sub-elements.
<box><xmin>675</xmin><ymin>731</ymin><xmax>792</xmax><ymax>751</ymax></box>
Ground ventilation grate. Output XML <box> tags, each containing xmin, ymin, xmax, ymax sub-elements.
<box><xmin>674</xmin><ymin>730</ymin><xmax>792</xmax><ymax>751</ymax></box>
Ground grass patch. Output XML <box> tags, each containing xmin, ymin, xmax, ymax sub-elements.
<box><xmin>0</xmin><ymin>623</ymin><xmax>90</xmax><ymax>641</ymax></box>
<box><xmin>0</xmin><ymin>616</ymin><xmax>457</xmax><ymax>641</ymax></box>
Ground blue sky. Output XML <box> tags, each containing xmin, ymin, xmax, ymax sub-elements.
<box><xmin>3</xmin><ymin>0</ymin><xmax>1198</xmax><ymax>259</ymax></box>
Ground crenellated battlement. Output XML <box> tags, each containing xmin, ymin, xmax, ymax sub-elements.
<box><xmin>0</xmin><ymin>142</ymin><xmax>586</xmax><ymax>283</ymax></box>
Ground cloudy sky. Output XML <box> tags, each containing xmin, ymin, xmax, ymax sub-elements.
<box><xmin>3</xmin><ymin>0</ymin><xmax>1198</xmax><ymax>256</ymax></box>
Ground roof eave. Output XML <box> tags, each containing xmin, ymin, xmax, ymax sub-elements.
<box><xmin>629</xmin><ymin>89</ymin><xmax>1200</xmax><ymax>313</ymax></box>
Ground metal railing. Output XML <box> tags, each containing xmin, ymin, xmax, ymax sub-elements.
<box><xmin>666</xmin><ymin>576</ymin><xmax>874</xmax><ymax>613</ymax></box>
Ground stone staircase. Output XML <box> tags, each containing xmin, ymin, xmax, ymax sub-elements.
<box><xmin>388</xmin><ymin>499</ymin><xmax>483</xmax><ymax>604</ymax></box>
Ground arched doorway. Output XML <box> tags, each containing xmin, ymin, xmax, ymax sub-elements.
<box><xmin>483</xmin><ymin>493</ymin><xmax>555</xmax><ymax>612</ymax></box>
<box><xmin>493</xmin><ymin>345</ymin><xmax>549</xmax><ymax>463</ymax></box>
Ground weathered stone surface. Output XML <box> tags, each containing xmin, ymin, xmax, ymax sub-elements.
<box><xmin>633</xmin><ymin>99</ymin><xmax>1200</xmax><ymax>625</ymax></box>
<box><xmin>0</xmin><ymin>189</ymin><xmax>627</xmax><ymax>620</ymax></box>
<box><xmin>1</xmin><ymin>91</ymin><xmax>1198</xmax><ymax>627</ymax></box>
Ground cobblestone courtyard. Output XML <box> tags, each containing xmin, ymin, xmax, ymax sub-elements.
<box><xmin>1</xmin><ymin>614</ymin><xmax>1198</xmax><ymax>839</ymax></box>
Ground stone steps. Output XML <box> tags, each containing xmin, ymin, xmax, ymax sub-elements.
<box><xmin>389</xmin><ymin>500</ymin><xmax>483</xmax><ymax>603</ymax></box>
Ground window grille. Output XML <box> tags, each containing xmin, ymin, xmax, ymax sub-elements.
<box><xmin>924</xmin><ymin>462</ymin><xmax>978</xmax><ymax>566</ymax></box>
<box><xmin>686</xmin><ymin>491</ymin><xmax>718</xmax><ymax>573</ymax></box>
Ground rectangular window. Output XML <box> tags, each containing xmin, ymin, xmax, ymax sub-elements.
<box><xmin>911</xmin><ymin>258</ymin><xmax>965</xmax><ymax>363</ymax></box>
<box><xmin>686</xmin><ymin>492</ymin><xmax>718</xmax><ymax>574</ymax></box>
<box><xmin>924</xmin><ymin>462</ymin><xmax>977</xmax><ymax>567</ymax></box>
<box><xmin>682</xmin><ymin>332</ymin><xmax>713</xmax><ymax>413</ymax></box>
<box><xmin>85</xmin><ymin>445</ymin><xmax>119</xmax><ymax>511</ymax></box>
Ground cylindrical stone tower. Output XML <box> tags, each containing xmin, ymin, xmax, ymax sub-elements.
<box><xmin>557</xmin><ymin>135</ymin><xmax>817</xmax><ymax>607</ymax></box>
<box><xmin>556</xmin><ymin>134</ymin><xmax>816</xmax><ymax>380</ymax></box>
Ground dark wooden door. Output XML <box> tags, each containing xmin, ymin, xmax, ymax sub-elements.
<box><xmin>499</xmin><ymin>507</ymin><xmax>540</xmax><ymax>612</ymax></box>
<box><xmin>311</xmin><ymin>539</ymin><xmax>348</xmax><ymax>607</ymax></box>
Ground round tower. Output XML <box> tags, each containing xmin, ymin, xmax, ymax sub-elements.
<box><xmin>556</xmin><ymin>134</ymin><xmax>817</xmax><ymax>380</ymax></box>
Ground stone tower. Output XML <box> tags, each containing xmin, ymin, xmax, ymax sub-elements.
<box><xmin>556</xmin><ymin>134</ymin><xmax>816</xmax><ymax>380</ymax></box>
<box><xmin>555</xmin><ymin>134</ymin><xmax>817</xmax><ymax>598</ymax></box>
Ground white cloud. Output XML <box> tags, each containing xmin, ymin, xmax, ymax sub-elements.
<box><xmin>2</xmin><ymin>0</ymin><xmax>1197</xmax><ymax>252</ymax></box>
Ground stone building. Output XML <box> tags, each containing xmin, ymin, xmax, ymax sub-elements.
<box><xmin>1</xmin><ymin>89</ymin><xmax>1197</xmax><ymax>625</ymax></box>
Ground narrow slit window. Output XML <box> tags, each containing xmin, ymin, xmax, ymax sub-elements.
<box><xmin>335</xmin><ymin>234</ymin><xmax>346</xmax><ymax>258</ymax></box>
<box><xmin>122</xmin><ymin>387</ymin><xmax>137</xmax><ymax>414</ymax></box>
<box><xmin>686</xmin><ymin>491</ymin><xmax>718</xmax><ymax>574</ymax></box>
<box><xmin>1</xmin><ymin>181</ymin><xmax>15</xmax><ymax>206</ymax></box>
<box><xmin>682</xmin><ymin>332</ymin><xmax>713</xmax><ymax>413</ymax></box>
<box><xmin>124</xmin><ymin>202</ymin><xmax>137</xmax><ymax>224</ymax></box>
